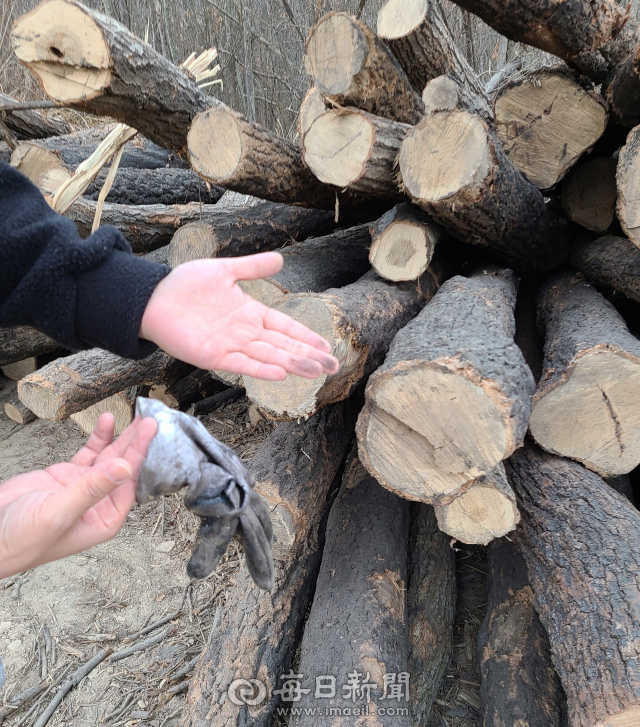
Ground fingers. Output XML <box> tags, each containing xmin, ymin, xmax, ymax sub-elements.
<box><xmin>70</xmin><ymin>413</ymin><xmax>115</xmax><ymax>466</ymax></box>
<box><xmin>262</xmin><ymin>306</ymin><xmax>334</xmax><ymax>355</ymax></box>
<box><xmin>55</xmin><ymin>458</ymin><xmax>134</xmax><ymax>527</ymax></box>
<box><xmin>216</xmin><ymin>352</ymin><xmax>288</xmax><ymax>381</ymax></box>
<box><xmin>224</xmin><ymin>252</ymin><xmax>284</xmax><ymax>281</ymax></box>
<box><xmin>257</xmin><ymin>328</ymin><xmax>339</xmax><ymax>374</ymax></box>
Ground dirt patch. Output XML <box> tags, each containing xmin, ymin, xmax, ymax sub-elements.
<box><xmin>0</xmin><ymin>374</ymin><xmax>274</xmax><ymax>727</ymax></box>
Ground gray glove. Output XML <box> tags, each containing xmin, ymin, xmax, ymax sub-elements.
<box><xmin>135</xmin><ymin>398</ymin><xmax>275</xmax><ymax>590</ymax></box>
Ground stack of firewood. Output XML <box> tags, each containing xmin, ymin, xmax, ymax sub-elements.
<box><xmin>4</xmin><ymin>0</ymin><xmax>640</xmax><ymax>723</ymax></box>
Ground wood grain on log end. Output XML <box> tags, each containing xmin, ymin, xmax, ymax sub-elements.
<box><xmin>399</xmin><ymin>109</ymin><xmax>569</xmax><ymax>271</ymax></box>
<box><xmin>562</xmin><ymin>157</ymin><xmax>616</xmax><ymax>233</ymax></box>
<box><xmin>357</xmin><ymin>269</ymin><xmax>535</xmax><ymax>503</ymax></box>
<box><xmin>530</xmin><ymin>275</ymin><xmax>640</xmax><ymax>476</ymax></box>
<box><xmin>304</xmin><ymin>11</ymin><xmax>424</xmax><ymax>125</ymax></box>
<box><xmin>4</xmin><ymin>397</ymin><xmax>36</xmax><ymax>425</ymax></box>
<box><xmin>298</xmin><ymin>86</ymin><xmax>326</xmax><ymax>139</ymax></box>
<box><xmin>2</xmin><ymin>357</ymin><xmax>37</xmax><ymax>381</ymax></box>
<box><xmin>303</xmin><ymin>108</ymin><xmax>409</xmax><ymax>197</ymax></box>
<box><xmin>493</xmin><ymin>68</ymin><xmax>608</xmax><ymax>189</ymax></box>
<box><xmin>434</xmin><ymin>463</ymin><xmax>520</xmax><ymax>545</ymax></box>
<box><xmin>70</xmin><ymin>388</ymin><xmax>135</xmax><ymax>436</ymax></box>
<box><xmin>369</xmin><ymin>202</ymin><xmax>442</xmax><ymax>281</ymax></box>
<box><xmin>244</xmin><ymin>270</ymin><xmax>439</xmax><ymax>420</ymax></box>
<box><xmin>11</xmin><ymin>0</ymin><xmax>111</xmax><ymax>104</ymax></box>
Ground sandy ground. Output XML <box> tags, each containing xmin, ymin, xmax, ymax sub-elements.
<box><xmin>0</xmin><ymin>372</ymin><xmax>484</xmax><ymax>727</ymax></box>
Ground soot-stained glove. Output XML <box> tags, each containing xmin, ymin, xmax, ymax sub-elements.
<box><xmin>135</xmin><ymin>398</ymin><xmax>275</xmax><ymax>590</ymax></box>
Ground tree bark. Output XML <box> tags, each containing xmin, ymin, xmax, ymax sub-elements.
<box><xmin>506</xmin><ymin>442</ymin><xmax>640</xmax><ymax>727</ymax></box>
<box><xmin>67</xmin><ymin>198</ymin><xmax>222</xmax><ymax>253</ymax></box>
<box><xmin>243</xmin><ymin>267</ymin><xmax>443</xmax><ymax>420</ymax></box>
<box><xmin>302</xmin><ymin>109</ymin><xmax>409</xmax><ymax>198</ymax></box>
<box><xmin>398</xmin><ymin>110</ymin><xmax>569</xmax><ymax>272</ymax></box>
<box><xmin>181</xmin><ymin>395</ymin><xmax>362</xmax><ymax>727</ymax></box>
<box><xmin>165</xmin><ymin>202</ymin><xmax>340</xmax><ymax>266</ymax></box>
<box><xmin>81</xmin><ymin>167</ymin><xmax>224</xmax><ymax>205</ymax></box>
<box><xmin>616</xmin><ymin>124</ymin><xmax>640</xmax><ymax>249</ymax></box>
<box><xmin>529</xmin><ymin>274</ymin><xmax>640</xmax><ymax>476</ymax></box>
<box><xmin>369</xmin><ymin>202</ymin><xmax>443</xmax><ymax>281</ymax></box>
<box><xmin>492</xmin><ymin>67</ymin><xmax>608</xmax><ymax>189</ymax></box>
<box><xmin>303</xmin><ymin>12</ymin><xmax>424</xmax><ymax>125</ymax></box>
<box><xmin>188</xmin><ymin>106</ymin><xmax>363</xmax><ymax>209</ymax></box>
<box><xmin>444</xmin><ymin>0</ymin><xmax>638</xmax><ymax>83</ymax></box>
<box><xmin>569</xmin><ymin>234</ymin><xmax>640</xmax><ymax>305</ymax></box>
<box><xmin>11</xmin><ymin>132</ymin><xmax>188</xmax><ymax>180</ymax></box>
<box><xmin>17</xmin><ymin>349</ymin><xmax>192</xmax><ymax>420</ymax></box>
<box><xmin>603</xmin><ymin>45</ymin><xmax>640</xmax><ymax>128</ymax></box>
<box><xmin>561</xmin><ymin>157</ymin><xmax>617</xmax><ymax>233</ymax></box>
<box><xmin>0</xmin><ymin>92</ymin><xmax>72</xmax><ymax>139</ymax></box>
<box><xmin>422</xmin><ymin>75</ymin><xmax>494</xmax><ymax>125</ymax></box>
<box><xmin>434</xmin><ymin>463</ymin><xmax>520</xmax><ymax>544</ymax></box>
<box><xmin>0</xmin><ymin>327</ymin><xmax>60</xmax><ymax>367</ymax></box>
<box><xmin>477</xmin><ymin>535</ymin><xmax>567</xmax><ymax>727</ymax></box>
<box><xmin>11</xmin><ymin>0</ymin><xmax>216</xmax><ymax>153</ymax></box>
<box><xmin>239</xmin><ymin>225</ymin><xmax>372</xmax><ymax>306</ymax></box>
<box><xmin>356</xmin><ymin>268</ymin><xmax>536</xmax><ymax>504</ymax></box>
<box><xmin>406</xmin><ymin>503</ymin><xmax>456</xmax><ymax>725</ymax></box>
<box><xmin>290</xmin><ymin>454</ymin><xmax>412</xmax><ymax>726</ymax></box>
<box><xmin>377</xmin><ymin>0</ymin><xmax>489</xmax><ymax>108</ymax></box>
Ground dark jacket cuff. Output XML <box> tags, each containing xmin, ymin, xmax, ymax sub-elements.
<box><xmin>75</xmin><ymin>249</ymin><xmax>170</xmax><ymax>359</ymax></box>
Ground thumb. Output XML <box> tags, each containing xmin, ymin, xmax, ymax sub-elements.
<box><xmin>57</xmin><ymin>459</ymin><xmax>133</xmax><ymax>524</ymax></box>
<box><xmin>226</xmin><ymin>252</ymin><xmax>284</xmax><ymax>281</ymax></box>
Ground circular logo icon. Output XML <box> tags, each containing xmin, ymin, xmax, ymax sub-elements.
<box><xmin>228</xmin><ymin>678</ymin><xmax>267</xmax><ymax>706</ymax></box>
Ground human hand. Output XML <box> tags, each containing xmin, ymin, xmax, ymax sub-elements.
<box><xmin>0</xmin><ymin>413</ymin><xmax>157</xmax><ymax>579</ymax></box>
<box><xmin>139</xmin><ymin>252</ymin><xmax>340</xmax><ymax>381</ymax></box>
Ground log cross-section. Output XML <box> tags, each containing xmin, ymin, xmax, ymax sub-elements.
<box><xmin>11</xmin><ymin>0</ymin><xmax>215</xmax><ymax>153</ymax></box>
<box><xmin>303</xmin><ymin>12</ymin><xmax>424</xmax><ymax>125</ymax></box>
<box><xmin>529</xmin><ymin>274</ymin><xmax>640</xmax><ymax>476</ymax></box>
<box><xmin>398</xmin><ymin>109</ymin><xmax>569</xmax><ymax>271</ymax></box>
<box><xmin>356</xmin><ymin>267</ymin><xmax>535</xmax><ymax>504</ymax></box>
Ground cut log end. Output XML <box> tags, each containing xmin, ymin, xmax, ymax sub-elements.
<box><xmin>303</xmin><ymin>13</ymin><xmax>367</xmax><ymax>97</ymax></box>
<box><xmin>377</xmin><ymin>0</ymin><xmax>428</xmax><ymax>39</ymax></box>
<box><xmin>188</xmin><ymin>106</ymin><xmax>241</xmax><ymax>185</ymax></box>
<box><xmin>4</xmin><ymin>399</ymin><xmax>36</xmax><ymax>425</ymax></box>
<box><xmin>494</xmin><ymin>70</ymin><xmax>608</xmax><ymax>189</ymax></box>
<box><xmin>166</xmin><ymin>222</ymin><xmax>217</xmax><ymax>266</ymax></box>
<box><xmin>17</xmin><ymin>377</ymin><xmax>61</xmax><ymax>420</ymax></box>
<box><xmin>530</xmin><ymin>349</ymin><xmax>640</xmax><ymax>476</ymax></box>
<box><xmin>370</xmin><ymin>221</ymin><xmax>431</xmax><ymax>280</ymax></box>
<box><xmin>70</xmin><ymin>389</ymin><xmax>135</xmax><ymax>436</ymax></box>
<box><xmin>361</xmin><ymin>364</ymin><xmax>512</xmax><ymax>502</ymax></box>
<box><xmin>400</xmin><ymin>111</ymin><xmax>490</xmax><ymax>201</ymax></box>
<box><xmin>298</xmin><ymin>87</ymin><xmax>326</xmax><ymax>139</ymax></box>
<box><xmin>434</xmin><ymin>465</ymin><xmax>519</xmax><ymax>544</ymax></box>
<box><xmin>11</xmin><ymin>0</ymin><xmax>111</xmax><ymax>104</ymax></box>
<box><xmin>303</xmin><ymin>110</ymin><xmax>374</xmax><ymax>188</ymax></box>
<box><xmin>243</xmin><ymin>296</ymin><xmax>334</xmax><ymax>418</ymax></box>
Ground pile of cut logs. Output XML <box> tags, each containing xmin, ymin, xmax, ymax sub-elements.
<box><xmin>4</xmin><ymin>0</ymin><xmax>640</xmax><ymax>723</ymax></box>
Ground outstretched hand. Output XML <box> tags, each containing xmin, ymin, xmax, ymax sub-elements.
<box><xmin>139</xmin><ymin>252</ymin><xmax>340</xmax><ymax>381</ymax></box>
<box><xmin>0</xmin><ymin>413</ymin><xmax>157</xmax><ymax>579</ymax></box>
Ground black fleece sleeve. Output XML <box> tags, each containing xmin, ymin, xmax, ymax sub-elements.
<box><xmin>0</xmin><ymin>161</ymin><xmax>170</xmax><ymax>359</ymax></box>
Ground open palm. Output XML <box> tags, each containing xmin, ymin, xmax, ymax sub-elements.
<box><xmin>139</xmin><ymin>252</ymin><xmax>339</xmax><ymax>380</ymax></box>
<box><xmin>0</xmin><ymin>413</ymin><xmax>157</xmax><ymax>578</ymax></box>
